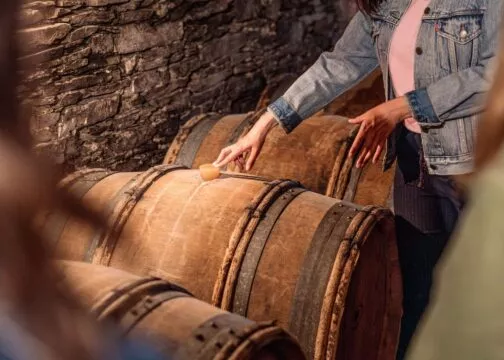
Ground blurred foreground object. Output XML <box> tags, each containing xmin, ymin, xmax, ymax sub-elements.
<box><xmin>406</xmin><ymin>143</ymin><xmax>504</xmax><ymax>360</ymax></box>
<box><xmin>0</xmin><ymin>1</ymin><xmax>165</xmax><ymax>359</ymax></box>
<box><xmin>406</xmin><ymin>23</ymin><xmax>504</xmax><ymax>360</ymax></box>
<box><xmin>475</xmin><ymin>24</ymin><xmax>504</xmax><ymax>170</ymax></box>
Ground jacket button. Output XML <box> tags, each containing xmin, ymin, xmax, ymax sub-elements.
<box><xmin>416</xmin><ymin>47</ymin><xmax>423</xmax><ymax>55</ymax></box>
<box><xmin>460</xmin><ymin>29</ymin><xmax>468</xmax><ymax>39</ymax></box>
<box><xmin>424</xmin><ymin>7</ymin><xmax>431</xmax><ymax>15</ymax></box>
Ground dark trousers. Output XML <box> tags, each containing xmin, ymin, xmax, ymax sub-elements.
<box><xmin>393</xmin><ymin>131</ymin><xmax>464</xmax><ymax>360</ymax></box>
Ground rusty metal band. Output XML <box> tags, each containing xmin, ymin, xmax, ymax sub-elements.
<box><xmin>47</xmin><ymin>169</ymin><xmax>116</xmax><ymax>250</ymax></box>
<box><xmin>343</xmin><ymin>164</ymin><xmax>364</xmax><ymax>202</ymax></box>
<box><xmin>91</xmin><ymin>277</ymin><xmax>161</xmax><ymax>317</ymax></box>
<box><xmin>69</xmin><ymin>170</ymin><xmax>116</xmax><ymax>197</ymax></box>
<box><xmin>173</xmin><ymin>313</ymin><xmax>275</xmax><ymax>360</ymax></box>
<box><xmin>288</xmin><ymin>203</ymin><xmax>359</xmax><ymax>360</ymax></box>
<box><xmin>325</xmin><ymin>139</ymin><xmax>350</xmax><ymax>199</ymax></box>
<box><xmin>120</xmin><ymin>290</ymin><xmax>192</xmax><ymax>334</ymax></box>
<box><xmin>86</xmin><ymin>164</ymin><xmax>186</xmax><ymax>265</ymax></box>
<box><xmin>165</xmin><ymin>113</ymin><xmax>215</xmax><ymax>165</ymax></box>
<box><xmin>219</xmin><ymin>172</ymin><xmax>270</xmax><ymax>182</ymax></box>
<box><xmin>58</xmin><ymin>168</ymin><xmax>110</xmax><ymax>190</ymax></box>
<box><xmin>217</xmin><ymin>180</ymin><xmax>302</xmax><ymax>310</ymax></box>
<box><xmin>99</xmin><ymin>279</ymin><xmax>191</xmax><ymax>321</ymax></box>
<box><xmin>211</xmin><ymin>179</ymin><xmax>287</xmax><ymax>307</ymax></box>
<box><xmin>333</xmin><ymin>127</ymin><xmax>359</xmax><ymax>199</ymax></box>
<box><xmin>232</xmin><ymin>187</ymin><xmax>306</xmax><ymax>316</ymax></box>
<box><xmin>176</xmin><ymin>113</ymin><xmax>223</xmax><ymax>167</ymax></box>
<box><xmin>323</xmin><ymin>206</ymin><xmax>380</xmax><ymax>360</ymax></box>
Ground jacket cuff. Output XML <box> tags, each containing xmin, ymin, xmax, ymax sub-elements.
<box><xmin>405</xmin><ymin>88</ymin><xmax>442</xmax><ymax>127</ymax></box>
<box><xmin>267</xmin><ymin>97</ymin><xmax>303</xmax><ymax>134</ymax></box>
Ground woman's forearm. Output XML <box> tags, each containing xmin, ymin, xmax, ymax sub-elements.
<box><xmin>268</xmin><ymin>11</ymin><xmax>380</xmax><ymax>133</ymax></box>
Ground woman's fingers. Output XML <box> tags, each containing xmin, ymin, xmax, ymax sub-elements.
<box><xmin>372</xmin><ymin>141</ymin><xmax>385</xmax><ymax>164</ymax></box>
<box><xmin>355</xmin><ymin>127</ymin><xmax>384</xmax><ymax>168</ymax></box>
<box><xmin>349</xmin><ymin>124</ymin><xmax>367</xmax><ymax>158</ymax></box>
<box><xmin>348</xmin><ymin>116</ymin><xmax>364</xmax><ymax>124</ymax></box>
<box><xmin>213</xmin><ymin>147</ymin><xmax>232</xmax><ymax>167</ymax></box>
<box><xmin>234</xmin><ymin>154</ymin><xmax>245</xmax><ymax>171</ymax></box>
<box><xmin>245</xmin><ymin>146</ymin><xmax>260</xmax><ymax>171</ymax></box>
<box><xmin>214</xmin><ymin>144</ymin><xmax>244</xmax><ymax>168</ymax></box>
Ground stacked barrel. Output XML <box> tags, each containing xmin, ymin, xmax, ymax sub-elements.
<box><xmin>46</xmin><ymin>70</ymin><xmax>401</xmax><ymax>359</ymax></box>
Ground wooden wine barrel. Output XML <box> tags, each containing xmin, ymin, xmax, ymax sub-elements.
<box><xmin>164</xmin><ymin>114</ymin><xmax>394</xmax><ymax>207</ymax></box>
<box><xmin>50</xmin><ymin>166</ymin><xmax>402</xmax><ymax>360</ymax></box>
<box><xmin>58</xmin><ymin>261</ymin><xmax>306</xmax><ymax>360</ymax></box>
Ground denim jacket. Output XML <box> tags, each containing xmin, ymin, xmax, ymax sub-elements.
<box><xmin>268</xmin><ymin>0</ymin><xmax>503</xmax><ymax>176</ymax></box>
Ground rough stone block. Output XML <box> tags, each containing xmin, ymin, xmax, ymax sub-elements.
<box><xmin>69</xmin><ymin>9</ymin><xmax>115</xmax><ymax>25</ymax></box>
<box><xmin>86</xmin><ymin>0</ymin><xmax>128</xmax><ymax>6</ymax></box>
<box><xmin>157</xmin><ymin>21</ymin><xmax>184</xmax><ymax>43</ymax></box>
<box><xmin>56</xmin><ymin>58</ymin><xmax>89</xmax><ymax>74</ymax></box>
<box><xmin>152</xmin><ymin>2</ymin><xmax>168</xmax><ymax>18</ymax></box>
<box><xmin>56</xmin><ymin>0</ymin><xmax>84</xmax><ymax>7</ymax></box>
<box><xmin>90</xmin><ymin>33</ymin><xmax>114</xmax><ymax>54</ymax></box>
<box><xmin>65</xmin><ymin>25</ymin><xmax>99</xmax><ymax>42</ymax></box>
<box><xmin>61</xmin><ymin>94</ymin><xmax>120</xmax><ymax>134</ymax></box>
<box><xmin>19</xmin><ymin>45</ymin><xmax>64</xmax><ymax>66</ymax></box>
<box><xmin>131</xmin><ymin>69</ymin><xmax>167</xmax><ymax>93</ymax></box>
<box><xmin>21</xmin><ymin>23</ymin><xmax>72</xmax><ymax>51</ymax></box>
<box><xmin>57</xmin><ymin>91</ymin><xmax>83</xmax><ymax>106</ymax></box>
<box><xmin>32</xmin><ymin>111</ymin><xmax>60</xmax><ymax>130</ymax></box>
<box><xmin>55</xmin><ymin>74</ymin><xmax>104</xmax><ymax>92</ymax></box>
<box><xmin>106</xmin><ymin>56</ymin><xmax>121</xmax><ymax>65</ymax></box>
<box><xmin>21</xmin><ymin>2</ymin><xmax>62</xmax><ymax>26</ymax></box>
<box><xmin>121</xmin><ymin>55</ymin><xmax>138</xmax><ymax>75</ymax></box>
<box><xmin>115</xmin><ymin>23</ymin><xmax>161</xmax><ymax>54</ymax></box>
<box><xmin>118</xmin><ymin>9</ymin><xmax>154</xmax><ymax>23</ymax></box>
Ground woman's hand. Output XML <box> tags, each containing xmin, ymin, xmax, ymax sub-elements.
<box><xmin>213</xmin><ymin>111</ymin><xmax>278</xmax><ymax>171</ymax></box>
<box><xmin>348</xmin><ymin>96</ymin><xmax>412</xmax><ymax>168</ymax></box>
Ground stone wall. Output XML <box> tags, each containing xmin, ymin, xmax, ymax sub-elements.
<box><xmin>20</xmin><ymin>0</ymin><xmax>353</xmax><ymax>172</ymax></box>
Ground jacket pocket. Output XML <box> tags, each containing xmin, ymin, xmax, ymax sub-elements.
<box><xmin>435</xmin><ymin>10</ymin><xmax>484</xmax><ymax>72</ymax></box>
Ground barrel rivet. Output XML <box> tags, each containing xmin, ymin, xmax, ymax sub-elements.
<box><xmin>195</xmin><ymin>334</ymin><xmax>205</xmax><ymax>342</ymax></box>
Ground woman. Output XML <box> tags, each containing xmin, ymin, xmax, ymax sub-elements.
<box><xmin>213</xmin><ymin>0</ymin><xmax>503</xmax><ymax>359</ymax></box>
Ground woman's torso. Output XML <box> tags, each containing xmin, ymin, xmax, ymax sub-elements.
<box><xmin>370</xmin><ymin>0</ymin><xmax>493</xmax><ymax>175</ymax></box>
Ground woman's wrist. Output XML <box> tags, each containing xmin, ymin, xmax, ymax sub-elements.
<box><xmin>391</xmin><ymin>96</ymin><xmax>414</xmax><ymax>123</ymax></box>
<box><xmin>258</xmin><ymin>110</ymin><xmax>279</xmax><ymax>131</ymax></box>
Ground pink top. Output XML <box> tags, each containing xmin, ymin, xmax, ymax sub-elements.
<box><xmin>389</xmin><ymin>0</ymin><xmax>431</xmax><ymax>134</ymax></box>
